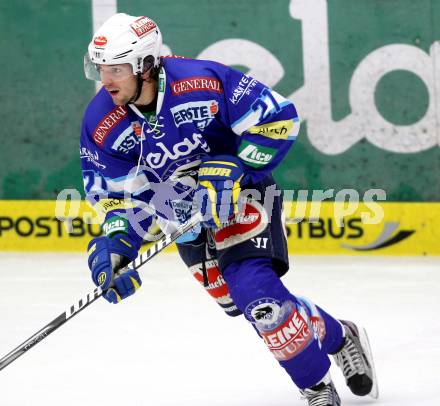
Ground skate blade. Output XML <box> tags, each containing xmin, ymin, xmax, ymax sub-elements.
<box><xmin>359</xmin><ymin>326</ymin><xmax>379</xmax><ymax>400</ymax></box>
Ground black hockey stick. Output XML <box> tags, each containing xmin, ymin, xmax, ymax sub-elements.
<box><xmin>0</xmin><ymin>213</ymin><xmax>202</xmax><ymax>371</ymax></box>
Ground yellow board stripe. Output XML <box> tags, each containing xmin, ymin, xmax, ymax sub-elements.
<box><xmin>0</xmin><ymin>200</ymin><xmax>439</xmax><ymax>255</ymax></box>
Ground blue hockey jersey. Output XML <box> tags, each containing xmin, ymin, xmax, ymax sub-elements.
<box><xmin>80</xmin><ymin>57</ymin><xmax>300</xmax><ymax>246</ymax></box>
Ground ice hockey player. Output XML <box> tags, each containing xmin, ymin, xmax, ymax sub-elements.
<box><xmin>80</xmin><ymin>13</ymin><xmax>378</xmax><ymax>405</ymax></box>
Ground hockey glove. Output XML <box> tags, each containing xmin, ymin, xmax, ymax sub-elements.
<box><xmin>196</xmin><ymin>155</ymin><xmax>244</xmax><ymax>228</ymax></box>
<box><xmin>87</xmin><ymin>234</ymin><xmax>141</xmax><ymax>304</ymax></box>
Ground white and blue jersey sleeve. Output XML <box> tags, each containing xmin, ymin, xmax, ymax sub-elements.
<box><xmin>218</xmin><ymin>63</ymin><xmax>300</xmax><ymax>184</ymax></box>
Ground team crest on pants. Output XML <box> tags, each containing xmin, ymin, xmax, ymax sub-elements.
<box><xmin>245</xmin><ymin>297</ymin><xmax>282</xmax><ymax>324</ymax></box>
<box><xmin>214</xmin><ymin>199</ymin><xmax>268</xmax><ymax>250</ymax></box>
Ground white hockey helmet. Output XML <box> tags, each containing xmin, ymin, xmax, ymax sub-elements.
<box><xmin>84</xmin><ymin>13</ymin><xmax>162</xmax><ymax>81</ymax></box>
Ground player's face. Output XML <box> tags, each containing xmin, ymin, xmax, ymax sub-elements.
<box><xmin>98</xmin><ymin>64</ymin><xmax>138</xmax><ymax>105</ymax></box>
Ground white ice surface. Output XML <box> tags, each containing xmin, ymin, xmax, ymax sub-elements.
<box><xmin>0</xmin><ymin>253</ymin><xmax>439</xmax><ymax>406</ymax></box>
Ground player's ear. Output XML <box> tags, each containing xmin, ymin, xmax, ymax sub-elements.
<box><xmin>142</xmin><ymin>56</ymin><xmax>155</xmax><ymax>82</ymax></box>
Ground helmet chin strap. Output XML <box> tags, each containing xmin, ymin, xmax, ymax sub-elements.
<box><xmin>128</xmin><ymin>73</ymin><xmax>144</xmax><ymax>104</ymax></box>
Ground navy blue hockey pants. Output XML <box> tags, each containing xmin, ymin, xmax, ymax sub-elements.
<box><xmin>177</xmin><ymin>176</ymin><xmax>345</xmax><ymax>389</ymax></box>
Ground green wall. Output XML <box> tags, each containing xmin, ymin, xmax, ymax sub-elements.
<box><xmin>1</xmin><ymin>0</ymin><xmax>439</xmax><ymax>200</ymax></box>
<box><xmin>0</xmin><ymin>1</ymin><xmax>94</xmax><ymax>198</ymax></box>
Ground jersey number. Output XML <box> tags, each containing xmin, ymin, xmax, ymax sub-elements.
<box><xmin>83</xmin><ymin>170</ymin><xmax>107</xmax><ymax>194</ymax></box>
<box><xmin>251</xmin><ymin>88</ymin><xmax>281</xmax><ymax>122</ymax></box>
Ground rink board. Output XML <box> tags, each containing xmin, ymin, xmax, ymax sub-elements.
<box><xmin>0</xmin><ymin>200</ymin><xmax>438</xmax><ymax>255</ymax></box>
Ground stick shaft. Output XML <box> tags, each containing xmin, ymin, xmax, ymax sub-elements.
<box><xmin>0</xmin><ymin>214</ymin><xmax>201</xmax><ymax>371</ymax></box>
<box><xmin>0</xmin><ymin>287</ymin><xmax>102</xmax><ymax>371</ymax></box>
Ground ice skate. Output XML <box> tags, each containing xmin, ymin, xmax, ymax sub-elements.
<box><xmin>333</xmin><ymin>320</ymin><xmax>379</xmax><ymax>399</ymax></box>
<box><xmin>300</xmin><ymin>373</ymin><xmax>341</xmax><ymax>406</ymax></box>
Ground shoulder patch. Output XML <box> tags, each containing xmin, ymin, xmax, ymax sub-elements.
<box><xmin>238</xmin><ymin>141</ymin><xmax>276</xmax><ymax>167</ymax></box>
<box><xmin>93</xmin><ymin>105</ymin><xmax>128</xmax><ymax>146</ymax></box>
<box><xmin>248</xmin><ymin>119</ymin><xmax>298</xmax><ymax>140</ymax></box>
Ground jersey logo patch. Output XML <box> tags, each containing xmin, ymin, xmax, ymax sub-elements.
<box><xmin>238</xmin><ymin>141</ymin><xmax>276</xmax><ymax>168</ymax></box>
<box><xmin>170</xmin><ymin>200</ymin><xmax>192</xmax><ymax>224</ymax></box>
<box><xmin>92</xmin><ymin>105</ymin><xmax>127</xmax><ymax>146</ymax></box>
<box><xmin>170</xmin><ymin>100</ymin><xmax>219</xmax><ymax>130</ymax></box>
<box><xmin>248</xmin><ymin>119</ymin><xmax>297</xmax><ymax>140</ymax></box>
<box><xmin>143</xmin><ymin>133</ymin><xmax>210</xmax><ymax>169</ymax></box>
<box><xmin>111</xmin><ymin>122</ymin><xmax>145</xmax><ymax>154</ymax></box>
<box><xmin>80</xmin><ymin>147</ymin><xmax>106</xmax><ymax>169</ymax></box>
<box><xmin>171</xmin><ymin>77</ymin><xmax>223</xmax><ymax>95</ymax></box>
<box><xmin>230</xmin><ymin>75</ymin><xmax>258</xmax><ymax>105</ymax></box>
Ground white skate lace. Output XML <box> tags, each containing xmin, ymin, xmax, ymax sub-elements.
<box><xmin>334</xmin><ymin>335</ymin><xmax>366</xmax><ymax>379</ymax></box>
<box><xmin>300</xmin><ymin>384</ymin><xmax>338</xmax><ymax>406</ymax></box>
